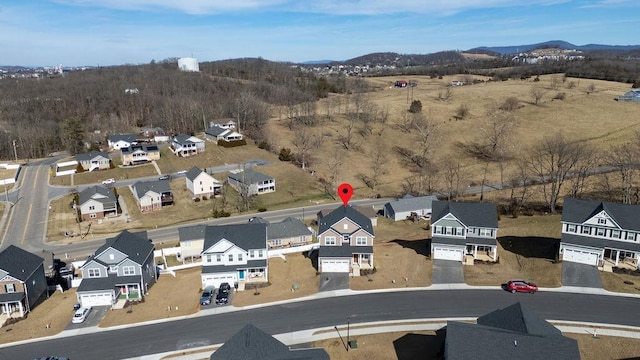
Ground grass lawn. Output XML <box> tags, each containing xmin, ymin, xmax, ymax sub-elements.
<box><xmin>99</xmin><ymin>267</ymin><xmax>201</xmax><ymax>328</ymax></box>
<box><xmin>600</xmin><ymin>271</ymin><xmax>640</xmax><ymax>295</ymax></box>
<box><xmin>50</xmin><ymin>159</ymin><xmax>158</xmax><ymax>186</ymax></box>
<box><xmin>0</xmin><ymin>289</ymin><xmax>77</xmax><ymax>344</ymax></box>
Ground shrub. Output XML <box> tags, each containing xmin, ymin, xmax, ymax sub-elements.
<box><xmin>217</xmin><ymin>139</ymin><xmax>247</xmax><ymax>148</ymax></box>
<box><xmin>499</xmin><ymin>97</ymin><xmax>520</xmax><ymax>111</ymax></box>
<box><xmin>257</xmin><ymin>141</ymin><xmax>271</xmax><ymax>151</ymax></box>
<box><xmin>553</xmin><ymin>92</ymin><xmax>566</xmax><ymax>100</ymax></box>
<box><xmin>194</xmin><ymin>197</ymin><xmax>201</xmax><ymax>202</ymax></box>
<box><xmin>201</xmin><ymin>195</ymin><xmax>208</xmax><ymax>200</ymax></box>
<box><xmin>278</xmin><ymin>147</ymin><xmax>293</xmax><ymax>162</ymax></box>
<box><xmin>257</xmin><ymin>207</ymin><xmax>267</xmax><ymax>212</ymax></box>
<box><xmin>212</xmin><ymin>209</ymin><xmax>231</xmax><ymax>218</ymax></box>
<box><xmin>408</xmin><ymin>100</ymin><xmax>422</xmax><ymax>113</ymax></box>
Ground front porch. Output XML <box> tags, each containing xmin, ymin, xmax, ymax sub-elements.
<box><xmin>464</xmin><ymin>244</ymin><xmax>497</xmax><ymax>265</ymax></box>
<box><xmin>350</xmin><ymin>253</ymin><xmax>374</xmax><ymax>276</ymax></box>
<box><xmin>238</xmin><ymin>267</ymin><xmax>268</xmax><ymax>285</ymax></box>
<box><xmin>116</xmin><ymin>283</ymin><xmax>142</xmax><ymax>300</ymax></box>
<box><xmin>0</xmin><ymin>297</ymin><xmax>25</xmax><ymax>318</ymax></box>
<box><xmin>603</xmin><ymin>248</ymin><xmax>639</xmax><ymax>271</ymax></box>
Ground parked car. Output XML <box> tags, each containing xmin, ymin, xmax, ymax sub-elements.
<box><xmin>72</xmin><ymin>306</ymin><xmax>91</xmax><ymax>323</ymax></box>
<box><xmin>101</xmin><ymin>178</ymin><xmax>116</xmax><ymax>185</ymax></box>
<box><xmin>219</xmin><ymin>282</ymin><xmax>231</xmax><ymax>295</ymax></box>
<box><xmin>176</xmin><ymin>170</ymin><xmax>187</xmax><ymax>175</ymax></box>
<box><xmin>506</xmin><ymin>280</ymin><xmax>538</xmax><ymax>294</ymax></box>
<box><xmin>215</xmin><ymin>290</ymin><xmax>229</xmax><ymax>305</ymax></box>
<box><xmin>159</xmin><ymin>174</ymin><xmax>170</xmax><ymax>180</ymax></box>
<box><xmin>200</xmin><ymin>286</ymin><xmax>215</xmax><ymax>306</ymax></box>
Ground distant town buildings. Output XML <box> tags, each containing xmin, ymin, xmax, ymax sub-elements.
<box><xmin>178</xmin><ymin>57</ymin><xmax>199</xmax><ymax>72</ymax></box>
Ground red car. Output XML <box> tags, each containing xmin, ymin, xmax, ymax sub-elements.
<box><xmin>507</xmin><ymin>280</ymin><xmax>538</xmax><ymax>294</ymax></box>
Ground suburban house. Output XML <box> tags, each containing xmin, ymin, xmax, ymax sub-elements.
<box><xmin>140</xmin><ymin>127</ymin><xmax>168</xmax><ymax>143</ymax></box>
<box><xmin>318</xmin><ymin>205</ymin><xmax>378</xmax><ymax>227</ymax></box>
<box><xmin>383</xmin><ymin>194</ymin><xmax>439</xmax><ymax>221</ymax></box>
<box><xmin>76</xmin><ymin>230</ymin><xmax>156</xmax><ymax>307</ymax></box>
<box><xmin>317</xmin><ymin>205</ymin><xmax>374</xmax><ymax>275</ymax></box>
<box><xmin>78</xmin><ymin>185</ymin><xmax>118</xmax><ymax>221</ymax></box>
<box><xmin>120</xmin><ymin>144</ymin><xmax>160</xmax><ymax>166</ymax></box>
<box><xmin>210</xmin><ymin>323</ymin><xmax>329</xmax><ymax>360</ymax></box>
<box><xmin>209</xmin><ymin>119</ymin><xmax>236</xmax><ymax>129</ymax></box>
<box><xmin>171</xmin><ymin>134</ymin><xmax>205</xmax><ymax>157</ymax></box>
<box><xmin>559</xmin><ymin>197</ymin><xmax>640</xmax><ymax>269</ymax></box>
<box><xmin>205</xmin><ymin>126</ymin><xmax>243</xmax><ymax>143</ymax></box>
<box><xmin>185</xmin><ymin>166</ymin><xmax>222</xmax><ymax>199</ymax></box>
<box><xmin>443</xmin><ymin>302</ymin><xmax>580</xmax><ymax>360</ymax></box>
<box><xmin>0</xmin><ymin>245</ymin><xmax>47</xmax><ymax>317</ymax></box>
<box><xmin>265</xmin><ymin>217</ymin><xmax>313</xmax><ymax>249</ymax></box>
<box><xmin>178</xmin><ymin>224</ymin><xmax>206</xmax><ymax>261</ymax></box>
<box><xmin>75</xmin><ymin>151</ymin><xmax>111</xmax><ymax>171</ymax></box>
<box><xmin>200</xmin><ymin>223</ymin><xmax>268</xmax><ymax>290</ymax></box>
<box><xmin>130</xmin><ymin>179</ymin><xmax>173</xmax><ymax>212</ymax></box>
<box><xmin>228</xmin><ymin>168</ymin><xmax>275</xmax><ymax>196</ymax></box>
<box><xmin>107</xmin><ymin>134</ymin><xmax>138</xmax><ymax>150</ymax></box>
<box><xmin>617</xmin><ymin>89</ymin><xmax>640</xmax><ymax>103</ymax></box>
<box><xmin>430</xmin><ymin>201</ymin><xmax>498</xmax><ymax>263</ymax></box>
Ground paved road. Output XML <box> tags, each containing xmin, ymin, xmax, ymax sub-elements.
<box><xmin>1</xmin><ymin>289</ymin><xmax>639</xmax><ymax>360</ymax></box>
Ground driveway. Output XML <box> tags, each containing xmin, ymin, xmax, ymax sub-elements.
<box><xmin>319</xmin><ymin>273</ymin><xmax>350</xmax><ymax>292</ymax></box>
<box><xmin>562</xmin><ymin>262</ymin><xmax>602</xmax><ymax>288</ymax></box>
<box><xmin>432</xmin><ymin>259</ymin><xmax>465</xmax><ymax>284</ymax></box>
<box><xmin>65</xmin><ymin>305</ymin><xmax>110</xmax><ymax>329</ymax></box>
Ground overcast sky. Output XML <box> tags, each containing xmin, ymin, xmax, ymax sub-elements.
<box><xmin>1</xmin><ymin>0</ymin><xmax>639</xmax><ymax>67</ymax></box>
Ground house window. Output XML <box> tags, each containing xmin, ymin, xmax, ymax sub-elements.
<box><xmin>446</xmin><ymin>227</ymin><xmax>453</xmax><ymax>235</ymax></box>
<box><xmin>627</xmin><ymin>232</ymin><xmax>636</xmax><ymax>241</ymax></box>
<box><xmin>258</xmin><ymin>250</ymin><xmax>264</xmax><ymax>257</ymax></box>
<box><xmin>109</xmin><ymin>254</ymin><xmax>115</xmax><ymax>260</ymax></box>
<box><xmin>109</xmin><ymin>266</ymin><xmax>118</xmax><ymax>273</ymax></box>
<box><xmin>123</xmin><ymin>266</ymin><xmax>135</xmax><ymax>275</ymax></box>
<box><xmin>238</xmin><ymin>254</ymin><xmax>243</xmax><ymax>262</ymax></box>
<box><xmin>228</xmin><ymin>254</ymin><xmax>233</xmax><ymax>262</ymax></box>
<box><xmin>183</xmin><ymin>241</ymin><xmax>191</xmax><ymax>247</ymax></box>
<box><xmin>611</xmin><ymin>230</ymin><xmax>621</xmax><ymax>239</ymax></box>
<box><xmin>206</xmin><ymin>255</ymin><xmax>212</xmax><ymax>263</ymax></box>
<box><xmin>598</xmin><ymin>218</ymin><xmax>607</xmax><ymax>224</ymax></box>
<box><xmin>479</xmin><ymin>228</ymin><xmax>492</xmax><ymax>237</ymax></box>
<box><xmin>249</xmin><ymin>250</ymin><xmax>255</xmax><ymax>259</ymax></box>
<box><xmin>343</xmin><ymin>224</ymin><xmax>348</xmax><ymax>230</ymax></box>
<box><xmin>87</xmin><ymin>268</ymin><xmax>100</xmax><ymax>278</ymax></box>
<box><xmin>216</xmin><ymin>254</ymin><xmax>222</xmax><ymax>262</ymax></box>
<box><xmin>582</xmin><ymin>226</ymin><xmax>591</xmax><ymax>235</ymax></box>
<box><xmin>89</xmin><ymin>205</ymin><xmax>95</xmax><ymax>211</ymax></box>
<box><xmin>343</xmin><ymin>235</ymin><xmax>350</xmax><ymax>242</ymax></box>
<box><xmin>90</xmin><ymin>213</ymin><xmax>96</xmax><ymax>219</ymax></box>
<box><xmin>325</xmin><ymin>236</ymin><xmax>336</xmax><ymax>245</ymax></box>
<box><xmin>356</xmin><ymin>237</ymin><xmax>367</xmax><ymax>245</ymax></box>
<box><xmin>434</xmin><ymin>226</ymin><xmax>442</xmax><ymax>234</ymax></box>
<box><xmin>455</xmin><ymin>227</ymin><xmax>463</xmax><ymax>236</ymax></box>
<box><xmin>567</xmin><ymin>224</ymin><xmax>576</xmax><ymax>233</ymax></box>
<box><xmin>620</xmin><ymin>251</ymin><xmax>635</xmax><ymax>259</ymax></box>
<box><xmin>596</xmin><ymin>228</ymin><xmax>605</xmax><ymax>237</ymax></box>
<box><xmin>5</xmin><ymin>284</ymin><xmax>15</xmax><ymax>293</ymax></box>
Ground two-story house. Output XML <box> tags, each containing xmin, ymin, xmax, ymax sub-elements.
<box><xmin>0</xmin><ymin>245</ymin><xmax>47</xmax><ymax>317</ymax></box>
<box><xmin>317</xmin><ymin>206</ymin><xmax>374</xmax><ymax>275</ymax></box>
<box><xmin>108</xmin><ymin>134</ymin><xmax>138</xmax><ymax>150</ymax></box>
<box><xmin>120</xmin><ymin>144</ymin><xmax>160</xmax><ymax>166</ymax></box>
<box><xmin>76</xmin><ymin>231</ymin><xmax>156</xmax><ymax>307</ymax></box>
<box><xmin>200</xmin><ymin>223</ymin><xmax>268</xmax><ymax>291</ymax></box>
<box><xmin>208</xmin><ymin>119</ymin><xmax>236</xmax><ymax>130</ymax></box>
<box><xmin>266</xmin><ymin>217</ymin><xmax>313</xmax><ymax>249</ymax></box>
<box><xmin>178</xmin><ymin>224</ymin><xmax>206</xmax><ymax>261</ymax></box>
<box><xmin>560</xmin><ymin>197</ymin><xmax>640</xmax><ymax>269</ymax></box>
<box><xmin>78</xmin><ymin>185</ymin><xmax>118</xmax><ymax>221</ymax></box>
<box><xmin>185</xmin><ymin>166</ymin><xmax>222</xmax><ymax>199</ymax></box>
<box><xmin>171</xmin><ymin>134</ymin><xmax>205</xmax><ymax>157</ymax></box>
<box><xmin>130</xmin><ymin>179</ymin><xmax>173</xmax><ymax>212</ymax></box>
<box><xmin>228</xmin><ymin>168</ymin><xmax>275</xmax><ymax>196</ymax></box>
<box><xmin>205</xmin><ymin>126</ymin><xmax>243</xmax><ymax>143</ymax></box>
<box><xmin>75</xmin><ymin>151</ymin><xmax>111</xmax><ymax>171</ymax></box>
<box><xmin>430</xmin><ymin>201</ymin><xmax>498</xmax><ymax>263</ymax></box>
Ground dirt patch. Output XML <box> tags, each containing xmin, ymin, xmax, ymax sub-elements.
<box><xmin>566</xmin><ymin>333</ymin><xmax>640</xmax><ymax>360</ymax></box>
<box><xmin>0</xmin><ymin>289</ymin><xmax>77</xmax><ymax>344</ymax></box>
<box><xmin>99</xmin><ymin>267</ymin><xmax>201</xmax><ymax>328</ymax></box>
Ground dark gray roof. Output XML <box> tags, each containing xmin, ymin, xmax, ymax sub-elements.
<box><xmin>431</xmin><ymin>236</ymin><xmax>497</xmax><ymax>246</ymax></box>
<box><xmin>201</xmin><ymin>260</ymin><xmax>267</xmax><ymax>273</ymax></box>
<box><xmin>562</xmin><ymin>197</ymin><xmax>640</xmax><ymax>231</ymax></box>
<box><xmin>210</xmin><ymin>323</ymin><xmax>329</xmax><ymax>360</ymax></box>
<box><xmin>179</xmin><ymin>224</ymin><xmax>207</xmax><ymax>242</ymax></box>
<box><xmin>0</xmin><ymin>245</ymin><xmax>44</xmax><ymax>282</ymax></box>
<box><xmin>354</xmin><ymin>205</ymin><xmax>377</xmax><ymax>219</ymax></box>
<box><xmin>384</xmin><ymin>194</ymin><xmax>439</xmax><ymax>213</ymax></box>
<box><xmin>173</xmin><ymin>134</ymin><xmax>195</xmax><ymax>144</ymax></box>
<box><xmin>477</xmin><ymin>302</ymin><xmax>562</xmax><ymax>337</ymax></box>
<box><xmin>121</xmin><ymin>144</ymin><xmax>159</xmax><ymax>154</ymax></box>
<box><xmin>249</xmin><ymin>217</ymin><xmax>270</xmax><ymax>224</ymax></box>
<box><xmin>186</xmin><ymin>166</ymin><xmax>205</xmax><ymax>181</ymax></box>
<box><xmin>79</xmin><ymin>186</ymin><xmax>117</xmax><ymax>205</ymax></box>
<box><xmin>108</xmin><ymin>134</ymin><xmax>137</xmax><ymax>143</ymax></box>
<box><xmin>93</xmin><ymin>230</ymin><xmax>153</xmax><ymax>266</ymax></box>
<box><xmin>203</xmin><ymin>223</ymin><xmax>268</xmax><ymax>253</ymax></box>
<box><xmin>205</xmin><ymin>126</ymin><xmax>228</xmax><ymax>137</ymax></box>
<box><xmin>561</xmin><ymin>233</ymin><xmax>640</xmax><ymax>252</ymax></box>
<box><xmin>431</xmin><ymin>201</ymin><xmax>498</xmax><ymax>228</ymax></box>
<box><xmin>75</xmin><ymin>150</ymin><xmax>109</xmax><ymax>162</ymax></box>
<box><xmin>132</xmin><ymin>179</ymin><xmax>171</xmax><ymax>197</ymax></box>
<box><xmin>268</xmin><ymin>217</ymin><xmax>311</xmax><ymax>240</ymax></box>
<box><xmin>318</xmin><ymin>245</ymin><xmax>373</xmax><ymax>258</ymax></box>
<box><xmin>318</xmin><ymin>205</ymin><xmax>374</xmax><ymax>236</ymax></box>
<box><xmin>0</xmin><ymin>292</ymin><xmax>26</xmax><ymax>302</ymax></box>
<box><xmin>77</xmin><ymin>274</ymin><xmax>141</xmax><ymax>292</ymax></box>
<box><xmin>228</xmin><ymin>168</ymin><xmax>273</xmax><ymax>185</ymax></box>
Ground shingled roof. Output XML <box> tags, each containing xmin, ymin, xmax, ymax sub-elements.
<box><xmin>228</xmin><ymin>168</ymin><xmax>273</xmax><ymax>185</ymax></box>
<box><xmin>431</xmin><ymin>201</ymin><xmax>498</xmax><ymax>228</ymax></box>
<box><xmin>78</xmin><ymin>185</ymin><xmax>117</xmax><ymax>205</ymax></box>
<box><xmin>203</xmin><ymin>223</ymin><xmax>267</xmax><ymax>252</ymax></box>
<box><xmin>562</xmin><ymin>197</ymin><xmax>640</xmax><ymax>231</ymax></box>
<box><xmin>0</xmin><ymin>245</ymin><xmax>44</xmax><ymax>282</ymax></box>
<box><xmin>131</xmin><ymin>179</ymin><xmax>171</xmax><ymax>197</ymax></box>
<box><xmin>318</xmin><ymin>205</ymin><xmax>374</xmax><ymax>236</ymax></box>
<box><xmin>267</xmin><ymin>217</ymin><xmax>311</xmax><ymax>240</ymax></box>
<box><xmin>93</xmin><ymin>230</ymin><xmax>153</xmax><ymax>266</ymax></box>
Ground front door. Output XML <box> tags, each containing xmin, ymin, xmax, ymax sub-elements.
<box><xmin>352</xmin><ymin>254</ymin><xmax>359</xmax><ymax>266</ymax></box>
<box><xmin>238</xmin><ymin>270</ymin><xmax>245</xmax><ymax>280</ymax></box>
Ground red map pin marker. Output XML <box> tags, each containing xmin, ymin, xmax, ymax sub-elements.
<box><xmin>337</xmin><ymin>183</ymin><xmax>353</xmax><ymax>207</ymax></box>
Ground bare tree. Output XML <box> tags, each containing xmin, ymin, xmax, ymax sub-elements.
<box><xmin>530</xmin><ymin>86</ymin><xmax>547</xmax><ymax>105</ymax></box>
<box><xmin>550</xmin><ymin>75</ymin><xmax>561</xmax><ymax>90</ymax></box>
<box><xmin>319</xmin><ymin>147</ymin><xmax>345</xmax><ymax>199</ymax></box>
<box><xmin>359</xmin><ymin>144</ymin><xmax>388</xmax><ymax>190</ymax></box>
<box><xmin>608</xmin><ymin>140</ymin><xmax>640</xmax><ymax>204</ymax></box>
<box><xmin>442</xmin><ymin>161</ymin><xmax>464</xmax><ymax>201</ymax></box>
<box><xmin>292</xmin><ymin>127</ymin><xmax>313</xmax><ymax>170</ymax></box>
<box><xmin>524</xmin><ymin>133</ymin><xmax>591</xmax><ymax>213</ymax></box>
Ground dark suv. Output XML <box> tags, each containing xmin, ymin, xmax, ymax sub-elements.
<box><xmin>200</xmin><ymin>286</ymin><xmax>215</xmax><ymax>305</ymax></box>
<box><xmin>219</xmin><ymin>282</ymin><xmax>231</xmax><ymax>294</ymax></box>
<box><xmin>215</xmin><ymin>290</ymin><xmax>229</xmax><ymax>305</ymax></box>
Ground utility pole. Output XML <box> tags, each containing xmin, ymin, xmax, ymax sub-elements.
<box><xmin>12</xmin><ymin>140</ymin><xmax>18</xmax><ymax>162</ymax></box>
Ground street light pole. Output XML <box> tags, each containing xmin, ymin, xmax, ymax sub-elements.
<box><xmin>347</xmin><ymin>317</ymin><xmax>350</xmax><ymax>351</ymax></box>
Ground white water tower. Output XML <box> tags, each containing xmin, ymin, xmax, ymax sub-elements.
<box><xmin>178</xmin><ymin>57</ymin><xmax>199</xmax><ymax>72</ymax></box>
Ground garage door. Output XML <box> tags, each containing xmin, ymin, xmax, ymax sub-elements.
<box><xmin>202</xmin><ymin>274</ymin><xmax>236</xmax><ymax>288</ymax></box>
<box><xmin>563</xmin><ymin>247</ymin><xmax>599</xmax><ymax>266</ymax></box>
<box><xmin>433</xmin><ymin>246</ymin><xmax>464</xmax><ymax>261</ymax></box>
<box><xmin>321</xmin><ymin>259</ymin><xmax>350</xmax><ymax>273</ymax></box>
<box><xmin>79</xmin><ymin>293</ymin><xmax>113</xmax><ymax>307</ymax></box>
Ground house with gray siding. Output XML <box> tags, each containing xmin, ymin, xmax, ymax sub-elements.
<box><xmin>265</xmin><ymin>217</ymin><xmax>312</xmax><ymax>249</ymax></box>
<box><xmin>228</xmin><ymin>168</ymin><xmax>275</xmax><ymax>196</ymax></box>
<box><xmin>78</xmin><ymin>185</ymin><xmax>118</xmax><ymax>221</ymax></box>
<box><xmin>0</xmin><ymin>245</ymin><xmax>47</xmax><ymax>317</ymax></box>
<box><xmin>108</xmin><ymin>134</ymin><xmax>138</xmax><ymax>150</ymax></box>
<box><xmin>76</xmin><ymin>231</ymin><xmax>156</xmax><ymax>308</ymax></box>
<box><xmin>383</xmin><ymin>194</ymin><xmax>439</xmax><ymax>221</ymax></box>
<box><xmin>430</xmin><ymin>201</ymin><xmax>498</xmax><ymax>263</ymax></box>
<box><xmin>171</xmin><ymin>134</ymin><xmax>205</xmax><ymax>157</ymax></box>
<box><xmin>130</xmin><ymin>179</ymin><xmax>173</xmax><ymax>212</ymax></box>
<box><xmin>75</xmin><ymin>151</ymin><xmax>111</xmax><ymax>171</ymax></box>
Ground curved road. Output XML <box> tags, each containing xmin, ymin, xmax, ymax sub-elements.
<box><xmin>1</xmin><ymin>289</ymin><xmax>639</xmax><ymax>359</ymax></box>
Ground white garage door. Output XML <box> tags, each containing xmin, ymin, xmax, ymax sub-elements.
<box><xmin>321</xmin><ymin>259</ymin><xmax>350</xmax><ymax>273</ymax></box>
<box><xmin>563</xmin><ymin>247</ymin><xmax>599</xmax><ymax>266</ymax></box>
<box><xmin>433</xmin><ymin>246</ymin><xmax>464</xmax><ymax>261</ymax></box>
<box><xmin>202</xmin><ymin>274</ymin><xmax>236</xmax><ymax>288</ymax></box>
<box><xmin>79</xmin><ymin>293</ymin><xmax>112</xmax><ymax>307</ymax></box>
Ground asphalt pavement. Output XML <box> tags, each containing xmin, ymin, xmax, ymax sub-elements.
<box><xmin>432</xmin><ymin>259</ymin><xmax>465</xmax><ymax>284</ymax></box>
<box><xmin>562</xmin><ymin>262</ymin><xmax>603</xmax><ymax>288</ymax></box>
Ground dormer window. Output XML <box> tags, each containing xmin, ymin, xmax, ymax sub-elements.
<box><xmin>343</xmin><ymin>224</ymin><xmax>348</xmax><ymax>230</ymax></box>
<box><xmin>343</xmin><ymin>235</ymin><xmax>350</xmax><ymax>242</ymax></box>
<box><xmin>598</xmin><ymin>218</ymin><xmax>607</xmax><ymax>224</ymax></box>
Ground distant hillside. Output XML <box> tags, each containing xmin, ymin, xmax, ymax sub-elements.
<box><xmin>469</xmin><ymin>40</ymin><xmax>640</xmax><ymax>55</ymax></box>
<box><xmin>339</xmin><ymin>51</ymin><xmax>466</xmax><ymax>67</ymax></box>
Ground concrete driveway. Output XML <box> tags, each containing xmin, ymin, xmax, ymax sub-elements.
<box><xmin>562</xmin><ymin>262</ymin><xmax>602</xmax><ymax>288</ymax></box>
<box><xmin>319</xmin><ymin>273</ymin><xmax>350</xmax><ymax>292</ymax></box>
<box><xmin>432</xmin><ymin>259</ymin><xmax>465</xmax><ymax>284</ymax></box>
